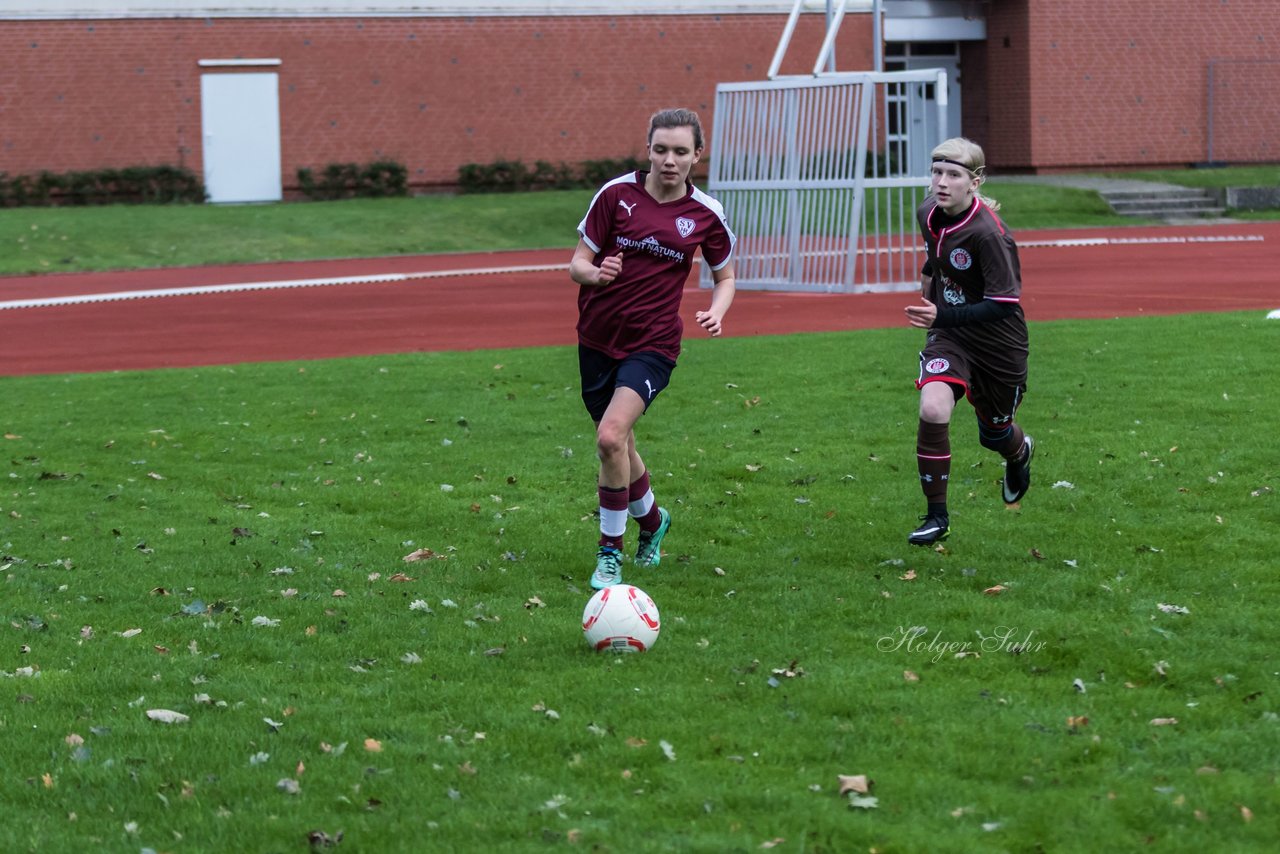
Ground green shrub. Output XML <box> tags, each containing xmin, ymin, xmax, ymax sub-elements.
<box><xmin>457</xmin><ymin>155</ymin><xmax>645</xmax><ymax>194</ymax></box>
<box><xmin>0</xmin><ymin>165</ymin><xmax>205</xmax><ymax>207</ymax></box>
<box><xmin>297</xmin><ymin>159</ymin><xmax>409</xmax><ymax>200</ymax></box>
<box><xmin>580</xmin><ymin>155</ymin><xmax>645</xmax><ymax>186</ymax></box>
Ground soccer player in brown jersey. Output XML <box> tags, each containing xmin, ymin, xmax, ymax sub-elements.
<box><xmin>903</xmin><ymin>137</ymin><xmax>1034</xmax><ymax>546</ymax></box>
<box><xmin>569</xmin><ymin>108</ymin><xmax>737</xmax><ymax>588</ymax></box>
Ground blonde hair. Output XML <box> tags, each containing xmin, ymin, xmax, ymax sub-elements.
<box><xmin>931</xmin><ymin>137</ymin><xmax>1000</xmax><ymax>211</ymax></box>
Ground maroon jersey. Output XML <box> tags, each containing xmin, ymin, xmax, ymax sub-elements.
<box><xmin>577</xmin><ymin>171</ymin><xmax>735</xmax><ymax>362</ymax></box>
<box><xmin>917</xmin><ymin>196</ymin><xmax>1028</xmax><ymax>382</ymax></box>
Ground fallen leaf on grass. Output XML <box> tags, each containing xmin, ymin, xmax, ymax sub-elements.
<box><xmin>146</xmin><ymin>709</ymin><xmax>189</xmax><ymax>724</ymax></box>
<box><xmin>759</xmin><ymin>839</ymin><xmax>786</xmax><ymax>849</ymax></box>
<box><xmin>388</xmin><ymin>572</ymin><xmax>416</xmax><ymax>582</ymax></box>
<box><xmin>117</xmin><ymin>628</ymin><xmax>143</xmax><ymax>638</ymax></box>
<box><xmin>1240</xmin><ymin>805</ymin><xmax>1254</xmax><ymax>822</ymax></box>
<box><xmin>838</xmin><ymin>774</ymin><xmax>871</xmax><ymax>795</ymax></box>
<box><xmin>903</xmin><ymin>670</ymin><xmax>920</xmax><ymax>682</ymax></box>
<box><xmin>771</xmin><ymin>660</ymin><xmax>804</xmax><ymax>679</ymax></box>
<box><xmin>1150</xmin><ymin>717</ymin><xmax>1179</xmax><ymax>726</ymax></box>
<box><xmin>276</xmin><ymin>778</ymin><xmax>301</xmax><ymax>795</ymax></box>
<box><xmin>1066</xmin><ymin>716</ymin><xmax>1089</xmax><ymax>728</ymax></box>
<box><xmin>899</xmin><ymin>569</ymin><xmax>917</xmax><ymax>581</ymax></box>
<box><xmin>307</xmin><ymin>830</ymin><xmax>344</xmax><ymax>848</ymax></box>
<box><xmin>659</xmin><ymin>740</ymin><xmax>677</xmax><ymax>761</ymax></box>
<box><xmin>847</xmin><ymin>794</ymin><xmax>879</xmax><ymax>810</ymax></box>
<box><xmin>364</xmin><ymin>738</ymin><xmax>383</xmax><ymax>753</ymax></box>
<box><xmin>1157</xmin><ymin>603</ymin><xmax>1190</xmax><ymax>615</ymax></box>
<box><xmin>983</xmin><ymin>585</ymin><xmax>1006</xmax><ymax>596</ymax></box>
<box><xmin>403</xmin><ymin>548</ymin><xmax>447</xmax><ymax>562</ymax></box>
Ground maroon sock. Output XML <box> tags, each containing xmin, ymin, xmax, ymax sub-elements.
<box><xmin>916</xmin><ymin>420</ymin><xmax>951</xmax><ymax>506</ymax></box>
<box><xmin>1001</xmin><ymin>423</ymin><xmax>1027</xmax><ymax>460</ymax></box>
<box><xmin>628</xmin><ymin>470</ymin><xmax>662</xmax><ymax>532</ymax></box>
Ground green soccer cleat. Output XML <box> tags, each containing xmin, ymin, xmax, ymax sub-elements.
<box><xmin>590</xmin><ymin>546</ymin><xmax>623</xmax><ymax>589</ymax></box>
<box><xmin>634</xmin><ymin>507</ymin><xmax>672</xmax><ymax>568</ymax></box>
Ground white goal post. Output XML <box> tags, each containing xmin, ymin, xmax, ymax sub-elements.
<box><xmin>703</xmin><ymin>68</ymin><xmax>949</xmax><ymax>293</ymax></box>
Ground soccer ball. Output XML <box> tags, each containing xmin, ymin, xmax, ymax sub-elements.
<box><xmin>582</xmin><ymin>585</ymin><xmax>661</xmax><ymax>653</ymax></box>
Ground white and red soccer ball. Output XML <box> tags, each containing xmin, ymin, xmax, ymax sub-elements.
<box><xmin>582</xmin><ymin>585</ymin><xmax>661</xmax><ymax>653</ymax></box>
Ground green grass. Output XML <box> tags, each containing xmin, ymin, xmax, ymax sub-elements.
<box><xmin>1098</xmin><ymin>165</ymin><xmax>1280</xmax><ymax>188</ymax></box>
<box><xmin>0</xmin><ymin>191</ymin><xmax>595</xmax><ymax>276</ymax></box>
<box><xmin>6</xmin><ymin>173</ymin><xmax>1267</xmax><ymax>278</ymax></box>
<box><xmin>2</xmin><ymin>311</ymin><xmax>1277</xmax><ymax>852</ymax></box>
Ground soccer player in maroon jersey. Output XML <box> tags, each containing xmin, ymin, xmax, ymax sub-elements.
<box><xmin>903</xmin><ymin>137</ymin><xmax>1033</xmax><ymax>546</ymax></box>
<box><xmin>569</xmin><ymin>108</ymin><xmax>736</xmax><ymax>588</ymax></box>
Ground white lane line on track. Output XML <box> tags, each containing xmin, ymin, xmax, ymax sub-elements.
<box><xmin>0</xmin><ymin>263</ymin><xmax>566</xmax><ymax>311</ymax></box>
<box><xmin>0</xmin><ymin>234</ymin><xmax>1264</xmax><ymax>311</ymax></box>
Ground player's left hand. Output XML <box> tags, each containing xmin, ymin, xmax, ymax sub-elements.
<box><xmin>905</xmin><ymin>298</ymin><xmax>938</xmax><ymax>329</ymax></box>
<box><xmin>695</xmin><ymin>309</ymin><xmax>724</xmax><ymax>337</ymax></box>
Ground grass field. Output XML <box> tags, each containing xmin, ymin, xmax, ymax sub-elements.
<box><xmin>2</xmin><ymin>172</ymin><xmax>1277</xmax><ymax>850</ymax></box>
<box><xmin>2</xmin><ymin>309</ymin><xmax>1277</xmax><ymax>852</ymax></box>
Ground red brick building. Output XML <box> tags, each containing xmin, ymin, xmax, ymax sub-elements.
<box><xmin>1</xmin><ymin>1</ymin><xmax>1275</xmax><ymax>201</ymax></box>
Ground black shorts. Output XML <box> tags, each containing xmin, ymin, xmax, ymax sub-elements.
<box><xmin>917</xmin><ymin>337</ymin><xmax>1025</xmax><ymax>428</ymax></box>
<box><xmin>579</xmin><ymin>345</ymin><xmax>676</xmax><ymax>422</ymax></box>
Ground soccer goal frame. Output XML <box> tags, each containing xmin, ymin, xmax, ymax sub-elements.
<box><xmin>702</xmin><ymin>68</ymin><xmax>949</xmax><ymax>293</ymax></box>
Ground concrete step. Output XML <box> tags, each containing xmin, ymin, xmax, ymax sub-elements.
<box><xmin>1108</xmin><ymin>206</ymin><xmax>1227</xmax><ymax>218</ymax></box>
<box><xmin>1108</xmin><ymin>199</ymin><xmax>1222</xmax><ymax>212</ymax></box>
<box><xmin>1101</xmin><ymin>187</ymin><xmax>1224</xmax><ymax>218</ymax></box>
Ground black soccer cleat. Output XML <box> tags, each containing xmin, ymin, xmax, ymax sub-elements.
<box><xmin>908</xmin><ymin>513</ymin><xmax>950</xmax><ymax>546</ymax></box>
<box><xmin>1002</xmin><ymin>436</ymin><xmax>1035</xmax><ymax>504</ymax></box>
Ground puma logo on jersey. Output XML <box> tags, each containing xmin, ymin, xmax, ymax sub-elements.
<box><xmin>618</xmin><ymin>200</ymin><xmax>636</xmax><ymax>216</ymax></box>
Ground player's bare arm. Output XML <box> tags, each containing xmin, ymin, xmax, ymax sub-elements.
<box><xmin>569</xmin><ymin>240</ymin><xmax>623</xmax><ymax>286</ymax></box>
<box><xmin>695</xmin><ymin>263</ymin><xmax>736</xmax><ymax>337</ymax></box>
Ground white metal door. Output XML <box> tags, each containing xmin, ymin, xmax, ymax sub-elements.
<box><xmin>890</xmin><ymin>45</ymin><xmax>962</xmax><ymax>177</ymax></box>
<box><xmin>200</xmin><ymin>72</ymin><xmax>282</xmax><ymax>203</ymax></box>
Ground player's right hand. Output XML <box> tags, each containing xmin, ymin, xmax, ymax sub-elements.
<box><xmin>597</xmin><ymin>252</ymin><xmax>623</xmax><ymax>285</ymax></box>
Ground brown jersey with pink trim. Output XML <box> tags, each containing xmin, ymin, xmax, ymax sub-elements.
<box><xmin>917</xmin><ymin>196</ymin><xmax>1028</xmax><ymax>383</ymax></box>
<box><xmin>577</xmin><ymin>171</ymin><xmax>735</xmax><ymax>362</ymax></box>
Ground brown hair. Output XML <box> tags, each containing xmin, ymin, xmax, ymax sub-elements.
<box><xmin>648</xmin><ymin>108</ymin><xmax>705</xmax><ymax>151</ymax></box>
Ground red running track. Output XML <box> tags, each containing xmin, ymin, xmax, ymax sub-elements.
<box><xmin>1</xmin><ymin>222</ymin><xmax>1276</xmax><ymax>377</ymax></box>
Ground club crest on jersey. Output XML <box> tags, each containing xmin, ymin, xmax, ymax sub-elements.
<box><xmin>949</xmin><ymin>247</ymin><xmax>973</xmax><ymax>270</ymax></box>
<box><xmin>924</xmin><ymin>358</ymin><xmax>951</xmax><ymax>374</ymax></box>
<box><xmin>675</xmin><ymin>217</ymin><xmax>696</xmax><ymax>238</ymax></box>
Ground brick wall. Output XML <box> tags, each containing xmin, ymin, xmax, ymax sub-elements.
<box><xmin>0</xmin><ymin>14</ymin><xmax>871</xmax><ymax>191</ymax></box>
<box><xmin>2</xmin><ymin>5</ymin><xmax>1275</xmax><ymax>189</ymax></box>
<box><xmin>980</xmin><ymin>0</ymin><xmax>1279</xmax><ymax>171</ymax></box>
